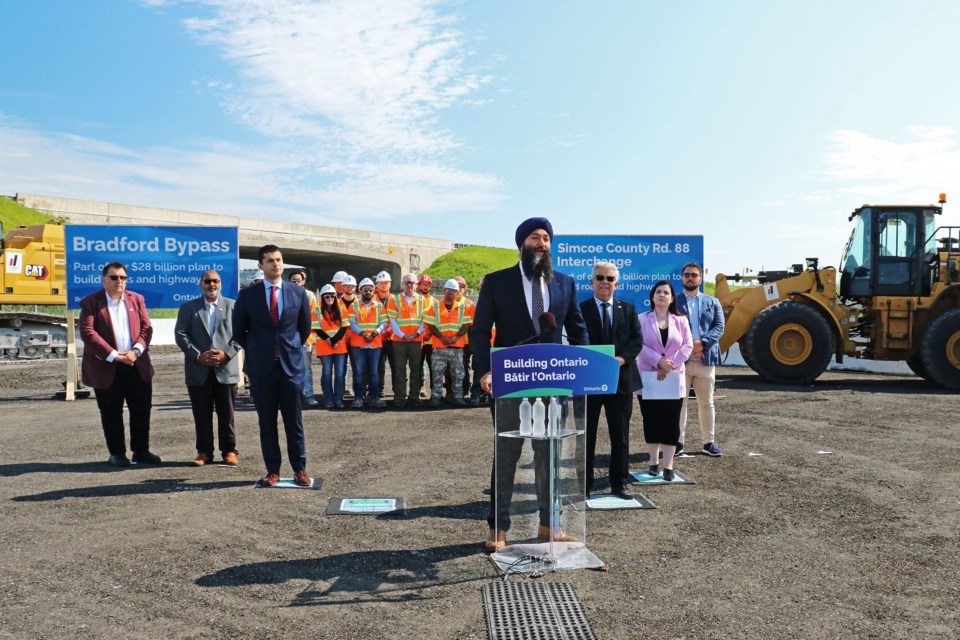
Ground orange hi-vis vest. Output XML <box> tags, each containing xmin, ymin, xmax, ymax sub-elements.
<box><xmin>460</xmin><ymin>297</ymin><xmax>476</xmax><ymax>345</ymax></box>
<box><xmin>314</xmin><ymin>302</ymin><xmax>350</xmax><ymax>356</ymax></box>
<box><xmin>424</xmin><ymin>300</ymin><xmax>473</xmax><ymax>349</ymax></box>
<box><xmin>348</xmin><ymin>299</ymin><xmax>386</xmax><ymax>348</ymax></box>
<box><xmin>387</xmin><ymin>293</ymin><xmax>426</xmax><ymax>342</ymax></box>
<box><xmin>376</xmin><ymin>295</ymin><xmax>393</xmax><ymax>341</ymax></box>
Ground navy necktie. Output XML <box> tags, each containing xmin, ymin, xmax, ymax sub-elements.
<box><xmin>531</xmin><ymin>276</ymin><xmax>543</xmax><ymax>333</ymax></box>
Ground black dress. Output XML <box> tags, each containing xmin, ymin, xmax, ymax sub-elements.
<box><xmin>639</xmin><ymin>326</ymin><xmax>683</xmax><ymax>444</ymax></box>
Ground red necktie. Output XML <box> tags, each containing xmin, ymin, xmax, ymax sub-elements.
<box><xmin>270</xmin><ymin>285</ymin><xmax>280</xmax><ymax>327</ymax></box>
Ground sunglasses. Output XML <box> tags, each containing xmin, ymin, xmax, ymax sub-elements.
<box><xmin>682</xmin><ymin>272</ymin><xmax>701</xmax><ymax>278</ymax></box>
<box><xmin>360</xmin><ymin>288</ymin><xmax>374</xmax><ymax>293</ymax></box>
<box><xmin>203</xmin><ymin>278</ymin><xmax>220</xmax><ymax>284</ymax></box>
<box><xmin>322</xmin><ymin>294</ymin><xmax>337</xmax><ymax>299</ymax></box>
<box><xmin>403</xmin><ymin>281</ymin><xmax>416</xmax><ymax>285</ymax></box>
<box><xmin>594</xmin><ymin>275</ymin><xmax>616</xmax><ymax>282</ymax></box>
<box><xmin>290</xmin><ymin>278</ymin><xmax>303</xmax><ymax>283</ymax></box>
<box><xmin>106</xmin><ymin>275</ymin><xmax>127</xmax><ymax>281</ymax></box>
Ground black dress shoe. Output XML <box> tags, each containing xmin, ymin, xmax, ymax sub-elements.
<box><xmin>612</xmin><ymin>487</ymin><xmax>633</xmax><ymax>500</ymax></box>
<box><xmin>132</xmin><ymin>451</ymin><xmax>162</xmax><ymax>465</ymax></box>
<box><xmin>108</xmin><ymin>454</ymin><xmax>130</xmax><ymax>467</ymax></box>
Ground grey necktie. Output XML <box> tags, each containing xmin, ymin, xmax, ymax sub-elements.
<box><xmin>601</xmin><ymin>302</ymin><xmax>611</xmax><ymax>343</ymax></box>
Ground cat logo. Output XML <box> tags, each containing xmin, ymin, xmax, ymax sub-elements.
<box><xmin>25</xmin><ymin>264</ymin><xmax>49</xmax><ymax>280</ymax></box>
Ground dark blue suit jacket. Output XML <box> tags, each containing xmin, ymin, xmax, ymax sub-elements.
<box><xmin>471</xmin><ymin>264</ymin><xmax>589</xmax><ymax>378</ymax></box>
<box><xmin>232</xmin><ymin>281</ymin><xmax>312</xmax><ymax>383</ymax></box>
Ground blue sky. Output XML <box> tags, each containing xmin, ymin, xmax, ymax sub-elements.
<box><xmin>3</xmin><ymin>0</ymin><xmax>960</xmax><ymax>276</ymax></box>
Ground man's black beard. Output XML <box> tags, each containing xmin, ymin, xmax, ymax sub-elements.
<box><xmin>521</xmin><ymin>245</ymin><xmax>553</xmax><ymax>282</ymax></box>
<box><xmin>683</xmin><ymin>281</ymin><xmax>699</xmax><ymax>293</ymax></box>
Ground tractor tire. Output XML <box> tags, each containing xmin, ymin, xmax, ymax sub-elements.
<box><xmin>905</xmin><ymin>353</ymin><xmax>933</xmax><ymax>383</ymax></box>
<box><xmin>738</xmin><ymin>337</ymin><xmax>759</xmax><ymax>371</ymax></box>
<box><xmin>744</xmin><ymin>301</ymin><xmax>834</xmax><ymax>385</ymax></box>
<box><xmin>919</xmin><ymin>308</ymin><xmax>960</xmax><ymax>391</ymax></box>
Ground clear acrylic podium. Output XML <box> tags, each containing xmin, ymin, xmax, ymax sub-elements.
<box><xmin>489</xmin><ymin>395</ymin><xmax>604</xmax><ymax>574</ymax></box>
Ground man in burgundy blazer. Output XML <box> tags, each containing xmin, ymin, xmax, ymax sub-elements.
<box><xmin>79</xmin><ymin>261</ymin><xmax>158</xmax><ymax>467</ymax></box>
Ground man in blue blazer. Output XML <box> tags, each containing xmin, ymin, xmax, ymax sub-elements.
<box><xmin>232</xmin><ymin>245</ymin><xmax>314</xmax><ymax>487</ymax></box>
<box><xmin>472</xmin><ymin>217</ymin><xmax>589</xmax><ymax>551</ymax></box>
<box><xmin>675</xmin><ymin>262</ymin><xmax>725</xmax><ymax>457</ymax></box>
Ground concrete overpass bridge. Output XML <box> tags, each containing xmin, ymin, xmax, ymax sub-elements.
<box><xmin>17</xmin><ymin>193</ymin><xmax>457</xmax><ymax>287</ymax></box>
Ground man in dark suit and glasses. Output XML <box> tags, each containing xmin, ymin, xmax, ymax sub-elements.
<box><xmin>579</xmin><ymin>261</ymin><xmax>643</xmax><ymax>499</ymax></box>
<box><xmin>232</xmin><ymin>245</ymin><xmax>313</xmax><ymax>487</ymax></box>
<box><xmin>175</xmin><ymin>269</ymin><xmax>242</xmax><ymax>467</ymax></box>
<box><xmin>471</xmin><ymin>217</ymin><xmax>590</xmax><ymax>551</ymax></box>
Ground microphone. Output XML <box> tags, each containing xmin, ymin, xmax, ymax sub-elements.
<box><xmin>516</xmin><ymin>312</ymin><xmax>563</xmax><ymax>345</ymax></box>
<box><xmin>537</xmin><ymin>312</ymin><xmax>558</xmax><ymax>343</ymax></box>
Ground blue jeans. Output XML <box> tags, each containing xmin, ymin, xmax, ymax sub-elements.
<box><xmin>301</xmin><ymin>344</ymin><xmax>315</xmax><ymax>398</ymax></box>
<box><xmin>352</xmin><ymin>347</ymin><xmax>381</xmax><ymax>400</ymax></box>
<box><xmin>320</xmin><ymin>353</ymin><xmax>347</xmax><ymax>405</ymax></box>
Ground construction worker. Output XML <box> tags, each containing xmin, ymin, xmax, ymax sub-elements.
<box><xmin>417</xmin><ymin>274</ymin><xmax>436</xmax><ymax>399</ymax></box>
<box><xmin>339</xmin><ymin>274</ymin><xmax>358</xmax><ymax>398</ymax></box>
<box><xmin>374</xmin><ymin>271</ymin><xmax>395</xmax><ymax>400</ymax></box>
<box><xmin>314</xmin><ymin>284</ymin><xmax>350</xmax><ymax>408</ymax></box>
<box><xmin>454</xmin><ymin>275</ymin><xmax>482</xmax><ymax>406</ymax></box>
<box><xmin>331</xmin><ymin>270</ymin><xmax>348</xmax><ymax>296</ymax></box>
<box><xmin>290</xmin><ymin>268</ymin><xmax>320</xmax><ymax>407</ymax></box>
<box><xmin>424</xmin><ymin>279</ymin><xmax>473</xmax><ymax>407</ymax></box>
<box><xmin>386</xmin><ymin>273</ymin><xmax>428</xmax><ymax>407</ymax></box>
<box><xmin>347</xmin><ymin>278</ymin><xmax>387</xmax><ymax>408</ymax></box>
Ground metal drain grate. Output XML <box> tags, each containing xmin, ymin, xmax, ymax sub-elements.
<box><xmin>482</xmin><ymin>581</ymin><xmax>596</xmax><ymax>640</ymax></box>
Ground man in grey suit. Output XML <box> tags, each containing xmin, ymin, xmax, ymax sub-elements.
<box><xmin>175</xmin><ymin>270</ymin><xmax>242</xmax><ymax>466</ymax></box>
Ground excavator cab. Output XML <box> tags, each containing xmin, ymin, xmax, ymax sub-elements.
<box><xmin>839</xmin><ymin>205</ymin><xmax>940</xmax><ymax>300</ymax></box>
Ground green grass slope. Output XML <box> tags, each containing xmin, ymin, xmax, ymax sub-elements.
<box><xmin>0</xmin><ymin>196</ymin><xmax>59</xmax><ymax>232</ymax></box>
<box><xmin>421</xmin><ymin>245</ymin><xmax>516</xmax><ymax>289</ymax></box>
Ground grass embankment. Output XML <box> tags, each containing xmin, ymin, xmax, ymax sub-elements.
<box><xmin>0</xmin><ymin>195</ymin><xmax>58</xmax><ymax>231</ymax></box>
<box><xmin>421</xmin><ymin>245</ymin><xmax>517</xmax><ymax>290</ymax></box>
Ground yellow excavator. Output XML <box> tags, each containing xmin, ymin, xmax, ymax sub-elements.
<box><xmin>0</xmin><ymin>222</ymin><xmax>70</xmax><ymax>360</ymax></box>
<box><xmin>716</xmin><ymin>195</ymin><xmax>960</xmax><ymax>389</ymax></box>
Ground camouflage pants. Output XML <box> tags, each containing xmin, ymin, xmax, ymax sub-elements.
<box><xmin>431</xmin><ymin>348</ymin><xmax>464</xmax><ymax>400</ymax></box>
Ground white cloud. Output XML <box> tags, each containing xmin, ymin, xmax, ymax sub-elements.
<box><xmin>820</xmin><ymin>126</ymin><xmax>960</xmax><ymax>203</ymax></box>
<box><xmin>183</xmin><ymin>0</ymin><xmax>487</xmax><ymax>156</ymax></box>
<box><xmin>1</xmin><ymin>1</ymin><xmax>503</xmax><ymax>225</ymax></box>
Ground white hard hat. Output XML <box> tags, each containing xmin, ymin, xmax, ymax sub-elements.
<box><xmin>358</xmin><ymin>277</ymin><xmax>375</xmax><ymax>288</ymax></box>
<box><xmin>320</xmin><ymin>284</ymin><xmax>336</xmax><ymax>296</ymax></box>
<box><xmin>332</xmin><ymin>271</ymin><xmax>348</xmax><ymax>283</ymax></box>
<box><xmin>375</xmin><ymin>271</ymin><xmax>392</xmax><ymax>283</ymax></box>
<box><xmin>341</xmin><ymin>274</ymin><xmax>357</xmax><ymax>286</ymax></box>
<box><xmin>444</xmin><ymin>279</ymin><xmax>460</xmax><ymax>291</ymax></box>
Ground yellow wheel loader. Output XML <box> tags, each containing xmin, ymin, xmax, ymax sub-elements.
<box><xmin>716</xmin><ymin>196</ymin><xmax>960</xmax><ymax>389</ymax></box>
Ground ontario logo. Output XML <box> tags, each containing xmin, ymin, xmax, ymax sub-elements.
<box><xmin>601</xmin><ymin>384</ymin><xmax>608</xmax><ymax>392</ymax></box>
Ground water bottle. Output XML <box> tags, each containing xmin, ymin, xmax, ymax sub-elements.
<box><xmin>532</xmin><ymin>398</ymin><xmax>546</xmax><ymax>436</ymax></box>
<box><xmin>548</xmin><ymin>397</ymin><xmax>560</xmax><ymax>436</ymax></box>
<box><xmin>519</xmin><ymin>398</ymin><xmax>532</xmax><ymax>436</ymax></box>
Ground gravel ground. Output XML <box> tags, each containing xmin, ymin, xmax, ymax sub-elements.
<box><xmin>0</xmin><ymin>349</ymin><xmax>958</xmax><ymax>640</ymax></box>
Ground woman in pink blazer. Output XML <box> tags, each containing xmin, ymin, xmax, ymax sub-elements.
<box><xmin>635</xmin><ymin>280</ymin><xmax>693</xmax><ymax>481</ymax></box>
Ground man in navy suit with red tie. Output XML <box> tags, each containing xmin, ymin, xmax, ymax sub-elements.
<box><xmin>471</xmin><ymin>217</ymin><xmax>589</xmax><ymax>551</ymax></box>
<box><xmin>232</xmin><ymin>245</ymin><xmax>313</xmax><ymax>487</ymax></box>
<box><xmin>79</xmin><ymin>261</ymin><xmax>159</xmax><ymax>467</ymax></box>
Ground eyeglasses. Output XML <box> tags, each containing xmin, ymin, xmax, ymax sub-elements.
<box><xmin>594</xmin><ymin>275</ymin><xmax>616</xmax><ymax>282</ymax></box>
<box><xmin>106</xmin><ymin>275</ymin><xmax>127</xmax><ymax>281</ymax></box>
<box><xmin>682</xmin><ymin>273</ymin><xmax>701</xmax><ymax>278</ymax></box>
<box><xmin>360</xmin><ymin>288</ymin><xmax>374</xmax><ymax>293</ymax></box>
<box><xmin>402</xmin><ymin>281</ymin><xmax>416</xmax><ymax>285</ymax></box>
<box><xmin>203</xmin><ymin>278</ymin><xmax>220</xmax><ymax>284</ymax></box>
<box><xmin>322</xmin><ymin>294</ymin><xmax>337</xmax><ymax>299</ymax></box>
<box><xmin>290</xmin><ymin>278</ymin><xmax>303</xmax><ymax>283</ymax></box>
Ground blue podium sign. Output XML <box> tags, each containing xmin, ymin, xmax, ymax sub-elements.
<box><xmin>491</xmin><ymin>343</ymin><xmax>618</xmax><ymax>398</ymax></box>
<box><xmin>65</xmin><ymin>225</ymin><xmax>239</xmax><ymax>309</ymax></box>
